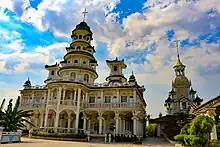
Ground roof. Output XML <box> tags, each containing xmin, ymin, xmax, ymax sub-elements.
<box><xmin>165</xmin><ymin>97</ymin><xmax>174</xmax><ymax>103</ymax></box>
<box><xmin>193</xmin><ymin>94</ymin><xmax>220</xmax><ymax>113</ymax></box>
<box><xmin>173</xmin><ymin>56</ymin><xmax>185</xmax><ymax>68</ymax></box>
<box><xmin>193</xmin><ymin>95</ymin><xmax>203</xmax><ymax>103</ymax></box>
<box><xmin>72</xmin><ymin>22</ymin><xmax>92</xmax><ymax>34</ymax></box>
<box><xmin>189</xmin><ymin>87</ymin><xmax>196</xmax><ymax>94</ymax></box>
<box><xmin>45</xmin><ymin>62</ymin><xmax>59</xmax><ymax>68</ymax></box>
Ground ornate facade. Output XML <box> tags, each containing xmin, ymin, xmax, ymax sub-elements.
<box><xmin>19</xmin><ymin>19</ymin><xmax>146</xmax><ymax>137</ymax></box>
<box><xmin>164</xmin><ymin>50</ymin><xmax>203</xmax><ymax>115</ymax></box>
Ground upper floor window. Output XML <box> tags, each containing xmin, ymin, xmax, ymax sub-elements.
<box><xmin>51</xmin><ymin>70</ymin><xmax>55</xmax><ymax>75</ymax></box>
<box><xmin>70</xmin><ymin>72</ymin><xmax>76</xmax><ymax>79</ymax></box>
<box><xmin>84</xmin><ymin>74</ymin><xmax>89</xmax><ymax>83</ymax></box>
<box><xmin>79</xmin><ymin>35</ymin><xmax>82</xmax><ymax>39</ymax></box>
<box><xmin>83</xmin><ymin>61</ymin><xmax>86</xmax><ymax>64</ymax></box>
<box><xmin>77</xmin><ymin>46</ymin><xmax>81</xmax><ymax>50</ymax></box>
<box><xmin>104</xmin><ymin>96</ymin><xmax>111</xmax><ymax>103</ymax></box>
<box><xmin>89</xmin><ymin>96</ymin><xmax>95</xmax><ymax>103</ymax></box>
<box><xmin>83</xmin><ymin>36</ymin><xmax>86</xmax><ymax>40</ymax></box>
<box><xmin>182</xmin><ymin>102</ymin><xmax>187</xmax><ymax>109</ymax></box>
<box><xmin>74</xmin><ymin>60</ymin><xmax>78</xmax><ymax>63</ymax></box>
<box><xmin>130</xmin><ymin>96</ymin><xmax>133</xmax><ymax>99</ymax></box>
<box><xmin>114</xmin><ymin>66</ymin><xmax>117</xmax><ymax>71</ymax></box>
<box><xmin>121</xmin><ymin>96</ymin><xmax>127</xmax><ymax>103</ymax></box>
<box><xmin>86</xmin><ymin>36</ymin><xmax>90</xmax><ymax>41</ymax></box>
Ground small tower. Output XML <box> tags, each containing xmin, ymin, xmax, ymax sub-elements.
<box><xmin>128</xmin><ymin>71</ymin><xmax>137</xmax><ymax>85</ymax></box>
<box><xmin>106</xmin><ymin>57</ymin><xmax>127</xmax><ymax>83</ymax></box>
<box><xmin>23</xmin><ymin>77</ymin><xmax>31</xmax><ymax>89</ymax></box>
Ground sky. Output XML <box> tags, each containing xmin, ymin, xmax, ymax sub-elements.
<box><xmin>0</xmin><ymin>0</ymin><xmax>219</xmax><ymax>118</ymax></box>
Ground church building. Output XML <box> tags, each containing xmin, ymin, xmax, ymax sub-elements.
<box><xmin>19</xmin><ymin>10</ymin><xmax>147</xmax><ymax>138</ymax></box>
<box><xmin>164</xmin><ymin>42</ymin><xmax>203</xmax><ymax>115</ymax></box>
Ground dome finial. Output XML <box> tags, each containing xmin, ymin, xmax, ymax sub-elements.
<box><xmin>132</xmin><ymin>71</ymin><xmax>134</xmax><ymax>75</ymax></box>
<box><xmin>82</xmin><ymin>8</ymin><xmax>88</xmax><ymax>22</ymax></box>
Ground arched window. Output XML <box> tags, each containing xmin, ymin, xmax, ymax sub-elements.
<box><xmin>70</xmin><ymin>72</ymin><xmax>76</xmax><ymax>80</ymax></box>
<box><xmin>182</xmin><ymin>102</ymin><xmax>186</xmax><ymax>109</ymax></box>
<box><xmin>114</xmin><ymin>66</ymin><xmax>117</xmax><ymax>71</ymax></box>
<box><xmin>84</xmin><ymin>74</ymin><xmax>89</xmax><ymax>83</ymax></box>
<box><xmin>79</xmin><ymin>35</ymin><xmax>82</xmax><ymax>39</ymax></box>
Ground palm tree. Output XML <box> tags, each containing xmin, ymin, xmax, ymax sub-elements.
<box><xmin>0</xmin><ymin>96</ymin><xmax>34</xmax><ymax>131</ymax></box>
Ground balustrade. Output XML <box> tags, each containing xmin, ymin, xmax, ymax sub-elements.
<box><xmin>83</xmin><ymin>103</ymin><xmax>141</xmax><ymax>109</ymax></box>
<box><xmin>20</xmin><ymin>103</ymin><xmax>46</xmax><ymax>109</ymax></box>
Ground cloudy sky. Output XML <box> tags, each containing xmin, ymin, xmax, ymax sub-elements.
<box><xmin>0</xmin><ymin>0</ymin><xmax>219</xmax><ymax>117</ymax></box>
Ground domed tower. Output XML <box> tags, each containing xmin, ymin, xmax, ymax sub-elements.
<box><xmin>106</xmin><ymin>57</ymin><xmax>127</xmax><ymax>86</ymax></box>
<box><xmin>55</xmin><ymin>10</ymin><xmax>98</xmax><ymax>85</ymax></box>
<box><xmin>164</xmin><ymin>40</ymin><xmax>202</xmax><ymax>115</ymax></box>
<box><xmin>23</xmin><ymin>77</ymin><xmax>31</xmax><ymax>89</ymax></box>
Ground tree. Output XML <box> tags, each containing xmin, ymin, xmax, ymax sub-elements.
<box><xmin>0</xmin><ymin>96</ymin><xmax>34</xmax><ymax>131</ymax></box>
<box><xmin>174</xmin><ymin>114</ymin><xmax>214</xmax><ymax>147</ymax></box>
<box><xmin>146</xmin><ymin>123</ymin><xmax>157</xmax><ymax>137</ymax></box>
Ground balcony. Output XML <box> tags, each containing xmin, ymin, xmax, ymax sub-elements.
<box><xmin>48</xmin><ymin>100</ymin><xmax>77</xmax><ymax>107</ymax></box>
<box><xmin>20</xmin><ymin>103</ymin><xmax>46</xmax><ymax>109</ymax></box>
<box><xmin>83</xmin><ymin>103</ymin><xmax>142</xmax><ymax>109</ymax></box>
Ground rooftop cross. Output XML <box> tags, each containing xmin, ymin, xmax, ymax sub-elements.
<box><xmin>82</xmin><ymin>8</ymin><xmax>88</xmax><ymax>22</ymax></box>
<box><xmin>174</xmin><ymin>39</ymin><xmax>180</xmax><ymax>58</ymax></box>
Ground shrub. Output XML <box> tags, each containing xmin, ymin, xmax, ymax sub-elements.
<box><xmin>30</xmin><ymin>131</ymin><xmax>87</xmax><ymax>139</ymax></box>
<box><xmin>146</xmin><ymin>123</ymin><xmax>156</xmax><ymax>137</ymax></box>
<box><xmin>174</xmin><ymin>115</ymin><xmax>214</xmax><ymax>147</ymax></box>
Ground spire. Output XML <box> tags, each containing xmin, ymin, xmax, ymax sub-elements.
<box><xmin>173</xmin><ymin>40</ymin><xmax>185</xmax><ymax>69</ymax></box>
<box><xmin>82</xmin><ymin>8</ymin><xmax>88</xmax><ymax>22</ymax></box>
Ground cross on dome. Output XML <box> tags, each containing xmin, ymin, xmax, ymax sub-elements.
<box><xmin>82</xmin><ymin>8</ymin><xmax>88</xmax><ymax>22</ymax></box>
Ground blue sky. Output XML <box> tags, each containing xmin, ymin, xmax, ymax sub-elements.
<box><xmin>0</xmin><ymin>0</ymin><xmax>219</xmax><ymax>117</ymax></box>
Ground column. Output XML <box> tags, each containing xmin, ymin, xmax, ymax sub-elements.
<box><xmin>101</xmin><ymin>90</ymin><xmax>103</xmax><ymax>104</ymax></box>
<box><xmin>85</xmin><ymin>92</ymin><xmax>88</xmax><ymax>103</ymax></box>
<box><xmin>123</xmin><ymin>119</ymin><xmax>126</xmax><ymax>134</ymax></box>
<box><xmin>44</xmin><ymin>89</ymin><xmax>51</xmax><ymax>127</ymax></box>
<box><xmin>114</xmin><ymin>112</ymin><xmax>120</xmax><ymax>135</ymax></box>
<box><xmin>73</xmin><ymin>89</ymin><xmax>77</xmax><ymax>105</ymax></box>
<box><xmin>99</xmin><ymin>118</ymin><xmax>103</xmax><ymax>134</ymax></box>
<box><xmin>83</xmin><ymin>116</ymin><xmax>87</xmax><ymax>130</ymax></box>
<box><xmin>67</xmin><ymin>112</ymin><xmax>71</xmax><ymax>132</ymax></box>
<box><xmin>117</xmin><ymin>90</ymin><xmax>120</xmax><ymax>103</ymax></box>
<box><xmin>157</xmin><ymin>124</ymin><xmax>161</xmax><ymax>137</ymax></box>
<box><xmin>103</xmin><ymin>119</ymin><xmax>106</xmax><ymax>133</ymax></box>
<box><xmin>211</xmin><ymin>116</ymin><xmax>217</xmax><ymax>140</ymax></box>
<box><xmin>88</xmin><ymin>119</ymin><xmax>91</xmax><ymax>131</ymax></box>
<box><xmin>133</xmin><ymin>89</ymin><xmax>137</xmax><ymax>103</ymax></box>
<box><xmin>75</xmin><ymin>88</ymin><xmax>81</xmax><ymax>131</ymax></box>
<box><xmin>63</xmin><ymin>89</ymin><xmax>66</xmax><ymax>100</ymax></box>
<box><xmin>54</xmin><ymin>87</ymin><xmax>62</xmax><ymax>130</ymax></box>
<box><xmin>70</xmin><ymin>90</ymin><xmax>73</xmax><ymax>100</ymax></box>
<box><xmin>40</xmin><ymin>113</ymin><xmax>44</xmax><ymax>127</ymax></box>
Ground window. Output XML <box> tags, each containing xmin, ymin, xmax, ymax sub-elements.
<box><xmin>130</xmin><ymin>96</ymin><xmax>133</xmax><ymax>99</ymax></box>
<box><xmin>51</xmin><ymin>71</ymin><xmax>55</xmax><ymax>75</ymax></box>
<box><xmin>89</xmin><ymin>96</ymin><xmax>95</xmax><ymax>103</ymax></box>
<box><xmin>113</xmin><ymin>96</ymin><xmax>117</xmax><ymax>99</ymax></box>
<box><xmin>168</xmin><ymin>103</ymin><xmax>170</xmax><ymax>108</ymax></box>
<box><xmin>77</xmin><ymin>46</ymin><xmax>81</xmax><ymax>50</ymax></box>
<box><xmin>83</xmin><ymin>36</ymin><xmax>86</xmax><ymax>39</ymax></box>
<box><xmin>79</xmin><ymin>35</ymin><xmax>82</xmax><ymax>39</ymax></box>
<box><xmin>84</xmin><ymin>74</ymin><xmax>89</xmax><ymax>83</ymax></box>
<box><xmin>114</xmin><ymin>66</ymin><xmax>117</xmax><ymax>71</ymax></box>
<box><xmin>86</xmin><ymin>36</ymin><xmax>90</xmax><ymax>41</ymax></box>
<box><xmin>83</xmin><ymin>61</ymin><xmax>86</xmax><ymax>64</ymax></box>
<box><xmin>121</xmin><ymin>96</ymin><xmax>127</xmax><ymax>103</ymax></box>
<box><xmin>97</xmin><ymin>97</ymin><xmax>101</xmax><ymax>99</ymax></box>
<box><xmin>182</xmin><ymin>102</ymin><xmax>187</xmax><ymax>109</ymax></box>
<box><xmin>74</xmin><ymin>60</ymin><xmax>78</xmax><ymax>63</ymax></box>
<box><xmin>68</xmin><ymin>60</ymin><xmax>71</xmax><ymax>63</ymax></box>
<box><xmin>70</xmin><ymin>72</ymin><xmax>76</xmax><ymax>79</ymax></box>
<box><xmin>104</xmin><ymin>96</ymin><xmax>111</xmax><ymax>103</ymax></box>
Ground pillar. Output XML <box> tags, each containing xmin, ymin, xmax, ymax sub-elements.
<box><xmin>133</xmin><ymin>89</ymin><xmax>137</xmax><ymax>103</ymax></box>
<box><xmin>157</xmin><ymin>123</ymin><xmax>161</xmax><ymax>137</ymax></box>
<box><xmin>103</xmin><ymin>119</ymin><xmax>106</xmax><ymax>133</ymax></box>
<box><xmin>83</xmin><ymin>117</ymin><xmax>87</xmax><ymax>130</ymax></box>
<box><xmin>211</xmin><ymin>116</ymin><xmax>217</xmax><ymax>140</ymax></box>
<box><xmin>63</xmin><ymin>89</ymin><xmax>66</xmax><ymax>101</ymax></box>
<box><xmin>75</xmin><ymin>88</ymin><xmax>81</xmax><ymax>131</ymax></box>
<box><xmin>85</xmin><ymin>92</ymin><xmax>88</xmax><ymax>103</ymax></box>
<box><xmin>54</xmin><ymin>87</ymin><xmax>62</xmax><ymax>130</ymax></box>
<box><xmin>123</xmin><ymin>119</ymin><xmax>125</xmax><ymax>134</ymax></box>
<box><xmin>117</xmin><ymin>90</ymin><xmax>120</xmax><ymax>103</ymax></box>
<box><xmin>133</xmin><ymin>118</ymin><xmax>137</xmax><ymax>135</ymax></box>
<box><xmin>44</xmin><ymin>89</ymin><xmax>51</xmax><ymax>127</ymax></box>
<box><xmin>101</xmin><ymin>90</ymin><xmax>103</xmax><ymax>104</ymax></box>
<box><xmin>40</xmin><ymin>113</ymin><xmax>44</xmax><ymax>127</ymax></box>
<box><xmin>88</xmin><ymin>119</ymin><xmax>91</xmax><ymax>131</ymax></box>
<box><xmin>67</xmin><ymin>112</ymin><xmax>71</xmax><ymax>132</ymax></box>
<box><xmin>99</xmin><ymin>118</ymin><xmax>103</xmax><ymax>134</ymax></box>
<box><xmin>73</xmin><ymin>89</ymin><xmax>77</xmax><ymax>105</ymax></box>
<box><xmin>114</xmin><ymin>112</ymin><xmax>120</xmax><ymax>135</ymax></box>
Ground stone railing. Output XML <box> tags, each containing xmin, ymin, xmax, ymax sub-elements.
<box><xmin>60</xmin><ymin>100</ymin><xmax>77</xmax><ymax>106</ymax></box>
<box><xmin>83</xmin><ymin>103</ymin><xmax>142</xmax><ymax>109</ymax></box>
<box><xmin>32</xmin><ymin>127</ymin><xmax>89</xmax><ymax>134</ymax></box>
<box><xmin>0</xmin><ymin>127</ymin><xmax>22</xmax><ymax>144</ymax></box>
<box><xmin>20</xmin><ymin>103</ymin><xmax>46</xmax><ymax>109</ymax></box>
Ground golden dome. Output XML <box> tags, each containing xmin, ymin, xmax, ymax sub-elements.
<box><xmin>173</xmin><ymin>57</ymin><xmax>185</xmax><ymax>68</ymax></box>
<box><xmin>173</xmin><ymin>75</ymin><xmax>190</xmax><ymax>86</ymax></box>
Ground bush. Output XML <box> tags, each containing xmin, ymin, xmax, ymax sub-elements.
<box><xmin>210</xmin><ymin>139</ymin><xmax>220</xmax><ymax>147</ymax></box>
<box><xmin>114</xmin><ymin>135</ymin><xmax>139</xmax><ymax>142</ymax></box>
<box><xmin>30</xmin><ymin>131</ymin><xmax>87</xmax><ymax>139</ymax></box>
<box><xmin>174</xmin><ymin>115</ymin><xmax>214</xmax><ymax>147</ymax></box>
<box><xmin>146</xmin><ymin>124</ymin><xmax>156</xmax><ymax>137</ymax></box>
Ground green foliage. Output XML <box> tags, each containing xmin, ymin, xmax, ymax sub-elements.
<box><xmin>0</xmin><ymin>97</ymin><xmax>34</xmax><ymax>131</ymax></box>
<box><xmin>174</xmin><ymin>114</ymin><xmax>214</xmax><ymax>147</ymax></box>
<box><xmin>114</xmin><ymin>135</ymin><xmax>139</xmax><ymax>142</ymax></box>
<box><xmin>146</xmin><ymin>123</ymin><xmax>156</xmax><ymax>136</ymax></box>
<box><xmin>210</xmin><ymin>139</ymin><xmax>220</xmax><ymax>147</ymax></box>
<box><xmin>30</xmin><ymin>131</ymin><xmax>87</xmax><ymax>139</ymax></box>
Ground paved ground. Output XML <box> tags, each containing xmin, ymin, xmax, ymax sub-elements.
<box><xmin>1</xmin><ymin>137</ymin><xmax>174</xmax><ymax>147</ymax></box>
